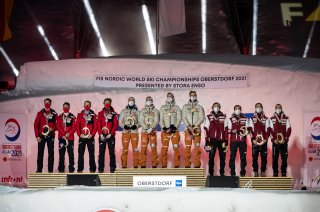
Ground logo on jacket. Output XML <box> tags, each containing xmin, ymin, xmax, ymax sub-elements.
<box><xmin>310</xmin><ymin>117</ymin><xmax>320</xmax><ymax>141</ymax></box>
<box><xmin>5</xmin><ymin>118</ymin><xmax>21</xmax><ymax>142</ymax></box>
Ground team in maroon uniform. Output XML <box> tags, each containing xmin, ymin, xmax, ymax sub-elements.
<box><xmin>248</xmin><ymin>103</ymin><xmax>271</xmax><ymax>177</ymax></box>
<box><xmin>34</xmin><ymin>98</ymin><xmax>57</xmax><ymax>173</ymax></box>
<box><xmin>269</xmin><ymin>104</ymin><xmax>291</xmax><ymax>177</ymax></box>
<box><xmin>204</xmin><ymin>102</ymin><xmax>228</xmax><ymax>176</ymax></box>
<box><xmin>227</xmin><ymin>105</ymin><xmax>249</xmax><ymax>177</ymax></box>
<box><xmin>56</xmin><ymin>102</ymin><xmax>77</xmax><ymax>173</ymax></box>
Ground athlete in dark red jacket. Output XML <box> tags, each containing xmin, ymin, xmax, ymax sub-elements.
<box><xmin>56</xmin><ymin>102</ymin><xmax>76</xmax><ymax>173</ymax></box>
<box><xmin>227</xmin><ymin>105</ymin><xmax>249</xmax><ymax>177</ymax></box>
<box><xmin>34</xmin><ymin>98</ymin><xmax>57</xmax><ymax>173</ymax></box>
<box><xmin>97</xmin><ymin>98</ymin><xmax>118</xmax><ymax>173</ymax></box>
<box><xmin>269</xmin><ymin>104</ymin><xmax>291</xmax><ymax>177</ymax></box>
<box><xmin>75</xmin><ymin>100</ymin><xmax>97</xmax><ymax>173</ymax></box>
<box><xmin>204</xmin><ymin>102</ymin><xmax>228</xmax><ymax>176</ymax></box>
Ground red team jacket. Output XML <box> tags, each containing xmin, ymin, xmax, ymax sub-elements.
<box><xmin>34</xmin><ymin>108</ymin><xmax>57</xmax><ymax>138</ymax></box>
<box><xmin>270</xmin><ymin>112</ymin><xmax>291</xmax><ymax>142</ymax></box>
<box><xmin>228</xmin><ymin>113</ymin><xmax>248</xmax><ymax>142</ymax></box>
<box><xmin>248</xmin><ymin>112</ymin><xmax>271</xmax><ymax>140</ymax></box>
<box><xmin>204</xmin><ymin>112</ymin><xmax>228</xmax><ymax>141</ymax></box>
<box><xmin>97</xmin><ymin>107</ymin><xmax>118</xmax><ymax>136</ymax></box>
<box><xmin>56</xmin><ymin>113</ymin><xmax>77</xmax><ymax>140</ymax></box>
<box><xmin>76</xmin><ymin>109</ymin><xmax>97</xmax><ymax>137</ymax></box>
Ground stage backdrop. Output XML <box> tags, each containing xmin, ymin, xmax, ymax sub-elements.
<box><xmin>1</xmin><ymin>58</ymin><xmax>320</xmax><ymax>187</ymax></box>
<box><xmin>0</xmin><ymin>113</ymin><xmax>27</xmax><ymax>187</ymax></box>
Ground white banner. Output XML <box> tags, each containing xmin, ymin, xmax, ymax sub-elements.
<box><xmin>304</xmin><ymin>112</ymin><xmax>320</xmax><ymax>189</ymax></box>
<box><xmin>159</xmin><ymin>0</ymin><xmax>186</xmax><ymax>37</ymax></box>
<box><xmin>0</xmin><ymin>113</ymin><xmax>27</xmax><ymax>187</ymax></box>
<box><xmin>133</xmin><ymin>176</ymin><xmax>187</xmax><ymax>187</ymax></box>
<box><xmin>94</xmin><ymin>75</ymin><xmax>248</xmax><ymax>89</ymax></box>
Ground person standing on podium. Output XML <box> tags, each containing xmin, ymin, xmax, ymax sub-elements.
<box><xmin>97</xmin><ymin>98</ymin><xmax>118</xmax><ymax>173</ymax></box>
<box><xmin>138</xmin><ymin>96</ymin><xmax>160</xmax><ymax>168</ymax></box>
<box><xmin>34</xmin><ymin>98</ymin><xmax>57</xmax><ymax>173</ymax></box>
<box><xmin>56</xmin><ymin>102</ymin><xmax>77</xmax><ymax>173</ymax></box>
<box><xmin>76</xmin><ymin>100</ymin><xmax>97</xmax><ymax>173</ymax></box>
<box><xmin>204</xmin><ymin>102</ymin><xmax>228</xmax><ymax>176</ymax></box>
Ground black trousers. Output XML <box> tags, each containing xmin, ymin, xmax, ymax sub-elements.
<box><xmin>77</xmin><ymin>137</ymin><xmax>96</xmax><ymax>172</ymax></box>
<box><xmin>272</xmin><ymin>142</ymin><xmax>288</xmax><ymax>175</ymax></box>
<box><xmin>208</xmin><ymin>139</ymin><xmax>226</xmax><ymax>176</ymax></box>
<box><xmin>229</xmin><ymin>141</ymin><xmax>247</xmax><ymax>176</ymax></box>
<box><xmin>37</xmin><ymin>136</ymin><xmax>54</xmax><ymax>172</ymax></box>
<box><xmin>58</xmin><ymin>137</ymin><xmax>75</xmax><ymax>172</ymax></box>
<box><xmin>252</xmin><ymin>142</ymin><xmax>268</xmax><ymax>172</ymax></box>
<box><xmin>98</xmin><ymin>136</ymin><xmax>116</xmax><ymax>172</ymax></box>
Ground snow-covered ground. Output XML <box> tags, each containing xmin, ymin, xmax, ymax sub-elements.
<box><xmin>0</xmin><ymin>185</ymin><xmax>320</xmax><ymax>212</ymax></box>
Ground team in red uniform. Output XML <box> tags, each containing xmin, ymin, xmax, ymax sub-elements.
<box><xmin>56</xmin><ymin>102</ymin><xmax>77</xmax><ymax>173</ymax></box>
<box><xmin>34</xmin><ymin>98</ymin><xmax>57</xmax><ymax>173</ymax></box>
<box><xmin>76</xmin><ymin>100</ymin><xmax>97</xmax><ymax>173</ymax></box>
<box><xmin>97</xmin><ymin>98</ymin><xmax>119</xmax><ymax>173</ymax></box>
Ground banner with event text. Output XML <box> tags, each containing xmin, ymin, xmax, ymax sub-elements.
<box><xmin>304</xmin><ymin>112</ymin><xmax>320</xmax><ymax>189</ymax></box>
<box><xmin>0</xmin><ymin>113</ymin><xmax>27</xmax><ymax>187</ymax></box>
<box><xmin>94</xmin><ymin>75</ymin><xmax>248</xmax><ymax>89</ymax></box>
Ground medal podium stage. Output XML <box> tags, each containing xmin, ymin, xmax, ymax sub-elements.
<box><xmin>28</xmin><ymin>168</ymin><xmax>293</xmax><ymax>190</ymax></box>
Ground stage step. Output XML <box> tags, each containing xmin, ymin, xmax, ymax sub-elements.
<box><xmin>28</xmin><ymin>170</ymin><xmax>293</xmax><ymax>190</ymax></box>
<box><xmin>28</xmin><ymin>168</ymin><xmax>205</xmax><ymax>188</ymax></box>
<box><xmin>239</xmin><ymin>177</ymin><xmax>293</xmax><ymax>190</ymax></box>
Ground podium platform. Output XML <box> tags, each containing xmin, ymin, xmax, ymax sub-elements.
<box><xmin>28</xmin><ymin>168</ymin><xmax>293</xmax><ymax>190</ymax></box>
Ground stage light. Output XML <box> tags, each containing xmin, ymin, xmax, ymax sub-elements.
<box><xmin>252</xmin><ymin>0</ymin><xmax>258</xmax><ymax>56</ymax></box>
<box><xmin>37</xmin><ymin>25</ymin><xmax>59</xmax><ymax>60</ymax></box>
<box><xmin>0</xmin><ymin>45</ymin><xmax>19</xmax><ymax>76</ymax></box>
<box><xmin>201</xmin><ymin>0</ymin><xmax>207</xmax><ymax>53</ymax></box>
<box><xmin>141</xmin><ymin>4</ymin><xmax>156</xmax><ymax>55</ymax></box>
<box><xmin>83</xmin><ymin>0</ymin><xmax>109</xmax><ymax>57</ymax></box>
<box><xmin>303</xmin><ymin>2</ymin><xmax>319</xmax><ymax>58</ymax></box>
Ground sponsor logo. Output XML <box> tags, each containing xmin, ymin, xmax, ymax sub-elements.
<box><xmin>1</xmin><ymin>176</ymin><xmax>23</xmax><ymax>183</ymax></box>
<box><xmin>175</xmin><ymin>180</ymin><xmax>182</xmax><ymax>187</ymax></box>
<box><xmin>4</xmin><ymin>118</ymin><xmax>21</xmax><ymax>142</ymax></box>
<box><xmin>310</xmin><ymin>117</ymin><xmax>320</xmax><ymax>141</ymax></box>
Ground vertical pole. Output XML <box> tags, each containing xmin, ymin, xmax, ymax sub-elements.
<box><xmin>156</xmin><ymin>0</ymin><xmax>159</xmax><ymax>55</ymax></box>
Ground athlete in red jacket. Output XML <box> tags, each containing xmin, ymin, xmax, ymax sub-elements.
<box><xmin>97</xmin><ymin>98</ymin><xmax>119</xmax><ymax>173</ymax></box>
<box><xmin>204</xmin><ymin>102</ymin><xmax>228</xmax><ymax>176</ymax></box>
<box><xmin>227</xmin><ymin>105</ymin><xmax>249</xmax><ymax>177</ymax></box>
<box><xmin>56</xmin><ymin>102</ymin><xmax>76</xmax><ymax>173</ymax></box>
<box><xmin>34</xmin><ymin>98</ymin><xmax>57</xmax><ymax>173</ymax></box>
<box><xmin>247</xmin><ymin>103</ymin><xmax>271</xmax><ymax>177</ymax></box>
<box><xmin>269</xmin><ymin>104</ymin><xmax>291</xmax><ymax>177</ymax></box>
<box><xmin>76</xmin><ymin>100</ymin><xmax>97</xmax><ymax>173</ymax></box>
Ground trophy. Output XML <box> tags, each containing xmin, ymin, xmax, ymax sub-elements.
<box><xmin>127</xmin><ymin>116</ymin><xmax>135</xmax><ymax>128</ymax></box>
<box><xmin>42</xmin><ymin>125</ymin><xmax>50</xmax><ymax>137</ymax></box>
<box><xmin>255</xmin><ymin>134</ymin><xmax>265</xmax><ymax>146</ymax></box>
<box><xmin>238</xmin><ymin>126</ymin><xmax>248</xmax><ymax>137</ymax></box>
<box><xmin>277</xmin><ymin>133</ymin><xmax>285</xmax><ymax>144</ymax></box>
<box><xmin>192</xmin><ymin>126</ymin><xmax>201</xmax><ymax>137</ymax></box>
<box><xmin>82</xmin><ymin>126</ymin><xmax>90</xmax><ymax>138</ymax></box>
